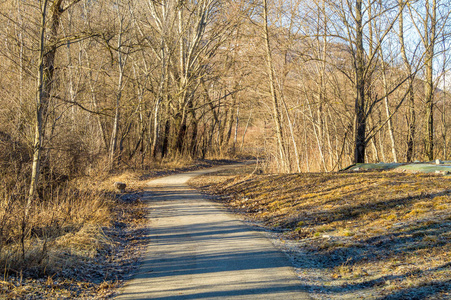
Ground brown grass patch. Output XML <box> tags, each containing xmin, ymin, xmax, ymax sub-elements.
<box><xmin>190</xmin><ymin>167</ymin><xmax>451</xmax><ymax>299</ymax></box>
<box><xmin>0</xmin><ymin>177</ymin><xmax>148</xmax><ymax>298</ymax></box>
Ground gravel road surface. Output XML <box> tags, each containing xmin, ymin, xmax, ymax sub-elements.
<box><xmin>116</xmin><ymin>165</ymin><xmax>310</xmax><ymax>299</ymax></box>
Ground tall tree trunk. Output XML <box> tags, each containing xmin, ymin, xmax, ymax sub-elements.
<box><xmin>109</xmin><ymin>6</ymin><xmax>127</xmax><ymax>168</ymax></box>
<box><xmin>382</xmin><ymin>69</ymin><xmax>398</xmax><ymax>162</ymax></box>
<box><xmin>16</xmin><ymin>0</ymin><xmax>25</xmax><ymax>134</ymax></box>
<box><xmin>424</xmin><ymin>0</ymin><xmax>436</xmax><ymax>161</ymax></box>
<box><xmin>398</xmin><ymin>0</ymin><xmax>416</xmax><ymax>162</ymax></box>
<box><xmin>354</xmin><ymin>0</ymin><xmax>366</xmax><ymax>164</ymax></box>
<box><xmin>306</xmin><ymin>93</ymin><xmax>326</xmax><ymax>171</ymax></box>
<box><xmin>29</xmin><ymin>0</ymin><xmax>63</xmax><ymax>201</ymax></box>
<box><xmin>233</xmin><ymin>103</ymin><xmax>240</xmax><ymax>153</ymax></box>
<box><xmin>281</xmin><ymin>94</ymin><xmax>301</xmax><ymax>173</ymax></box>
<box><xmin>441</xmin><ymin>56</ymin><xmax>448</xmax><ymax>159</ymax></box>
<box><xmin>152</xmin><ymin>24</ymin><xmax>167</xmax><ymax>159</ymax></box>
<box><xmin>86</xmin><ymin>61</ymin><xmax>108</xmax><ymax>152</ymax></box>
<box><xmin>161</xmin><ymin>119</ymin><xmax>170</xmax><ymax>158</ymax></box>
<box><xmin>406</xmin><ymin>84</ymin><xmax>416</xmax><ymax>161</ymax></box>
<box><xmin>262</xmin><ymin>0</ymin><xmax>287</xmax><ymax>172</ymax></box>
<box><xmin>240</xmin><ymin>112</ymin><xmax>252</xmax><ymax>151</ymax></box>
<box><xmin>151</xmin><ymin>97</ymin><xmax>162</xmax><ymax>158</ymax></box>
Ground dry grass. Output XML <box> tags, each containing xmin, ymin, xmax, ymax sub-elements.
<box><xmin>0</xmin><ymin>181</ymin><xmax>150</xmax><ymax>299</ymax></box>
<box><xmin>0</xmin><ymin>189</ymin><xmax>113</xmax><ymax>269</ymax></box>
<box><xmin>79</xmin><ymin>158</ymin><xmax>238</xmax><ymax>193</ymax></box>
<box><xmin>0</xmin><ymin>158</ymin><xmax>237</xmax><ymax>298</ymax></box>
<box><xmin>0</xmin><ymin>174</ymin><xmax>148</xmax><ymax>298</ymax></box>
<box><xmin>190</xmin><ymin>167</ymin><xmax>451</xmax><ymax>299</ymax></box>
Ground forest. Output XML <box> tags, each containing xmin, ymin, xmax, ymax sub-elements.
<box><xmin>0</xmin><ymin>0</ymin><xmax>450</xmax><ymax>293</ymax></box>
<box><xmin>1</xmin><ymin>0</ymin><xmax>450</xmax><ymax>184</ymax></box>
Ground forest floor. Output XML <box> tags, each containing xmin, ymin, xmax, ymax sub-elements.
<box><xmin>189</xmin><ymin>164</ymin><xmax>451</xmax><ymax>300</ymax></box>
<box><xmin>0</xmin><ymin>159</ymin><xmax>237</xmax><ymax>299</ymax></box>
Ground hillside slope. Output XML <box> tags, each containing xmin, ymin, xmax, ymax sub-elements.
<box><xmin>190</xmin><ymin>166</ymin><xmax>451</xmax><ymax>299</ymax></box>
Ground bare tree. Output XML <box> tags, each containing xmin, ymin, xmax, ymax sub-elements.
<box><xmin>398</xmin><ymin>0</ymin><xmax>417</xmax><ymax>162</ymax></box>
<box><xmin>407</xmin><ymin>0</ymin><xmax>451</xmax><ymax>160</ymax></box>
<box><xmin>108</xmin><ymin>1</ymin><xmax>133</xmax><ymax>168</ymax></box>
<box><xmin>29</xmin><ymin>0</ymin><xmax>83</xmax><ymax>201</ymax></box>
<box><xmin>327</xmin><ymin>0</ymin><xmax>408</xmax><ymax>163</ymax></box>
<box><xmin>262</xmin><ymin>0</ymin><xmax>289</xmax><ymax>172</ymax></box>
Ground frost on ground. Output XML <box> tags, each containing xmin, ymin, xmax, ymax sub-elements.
<box><xmin>190</xmin><ymin>165</ymin><xmax>451</xmax><ymax>300</ymax></box>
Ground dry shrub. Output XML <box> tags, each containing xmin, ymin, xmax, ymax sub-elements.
<box><xmin>0</xmin><ymin>185</ymin><xmax>114</xmax><ymax>276</ymax></box>
<box><xmin>0</xmin><ymin>132</ymin><xmax>30</xmax><ymax>193</ymax></box>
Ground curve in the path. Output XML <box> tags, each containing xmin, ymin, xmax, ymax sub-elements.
<box><xmin>116</xmin><ymin>165</ymin><xmax>310</xmax><ymax>300</ymax></box>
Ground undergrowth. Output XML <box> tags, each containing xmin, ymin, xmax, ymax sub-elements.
<box><xmin>0</xmin><ymin>157</ymin><xmax>236</xmax><ymax>298</ymax></box>
<box><xmin>0</xmin><ymin>184</ymin><xmax>113</xmax><ymax>274</ymax></box>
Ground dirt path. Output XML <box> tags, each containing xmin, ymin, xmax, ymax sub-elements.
<box><xmin>116</xmin><ymin>165</ymin><xmax>310</xmax><ymax>299</ymax></box>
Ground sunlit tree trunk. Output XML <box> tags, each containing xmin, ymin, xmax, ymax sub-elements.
<box><xmin>354</xmin><ymin>0</ymin><xmax>366</xmax><ymax>164</ymax></box>
<box><xmin>398</xmin><ymin>0</ymin><xmax>416</xmax><ymax>162</ymax></box>
<box><xmin>262</xmin><ymin>0</ymin><xmax>288</xmax><ymax>172</ymax></box>
<box><xmin>424</xmin><ymin>0</ymin><xmax>437</xmax><ymax>161</ymax></box>
<box><xmin>381</xmin><ymin>67</ymin><xmax>398</xmax><ymax>162</ymax></box>
<box><xmin>109</xmin><ymin>4</ymin><xmax>129</xmax><ymax>168</ymax></box>
<box><xmin>29</xmin><ymin>0</ymin><xmax>65</xmax><ymax>201</ymax></box>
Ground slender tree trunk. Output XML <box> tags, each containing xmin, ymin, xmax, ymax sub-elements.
<box><xmin>424</xmin><ymin>0</ymin><xmax>437</xmax><ymax>161</ymax></box>
<box><xmin>225</xmin><ymin>106</ymin><xmax>235</xmax><ymax>147</ymax></box>
<box><xmin>152</xmin><ymin>97</ymin><xmax>162</xmax><ymax>158</ymax></box>
<box><xmin>406</xmin><ymin>84</ymin><xmax>416</xmax><ymax>161</ymax></box>
<box><xmin>175</xmin><ymin>112</ymin><xmax>187</xmax><ymax>154</ymax></box>
<box><xmin>109</xmin><ymin>85</ymin><xmax>122</xmax><ymax>167</ymax></box>
<box><xmin>371</xmin><ymin>136</ymin><xmax>380</xmax><ymax>162</ymax></box>
<box><xmin>233</xmin><ymin>103</ymin><xmax>239</xmax><ymax>153</ymax></box>
<box><xmin>303</xmin><ymin>115</ymin><xmax>310</xmax><ymax>172</ymax></box>
<box><xmin>161</xmin><ymin>119</ymin><xmax>170</xmax><ymax>158</ymax></box>
<box><xmin>327</xmin><ymin>107</ymin><xmax>340</xmax><ymax>170</ymax></box>
<box><xmin>381</xmin><ymin>69</ymin><xmax>398</xmax><ymax>162</ymax></box>
<box><xmin>262</xmin><ymin>0</ymin><xmax>287</xmax><ymax>172</ymax></box>
<box><xmin>109</xmin><ymin>7</ymin><xmax>127</xmax><ymax>168</ymax></box>
<box><xmin>441</xmin><ymin>60</ymin><xmax>447</xmax><ymax>159</ymax></box>
<box><xmin>354</xmin><ymin>0</ymin><xmax>366</xmax><ymax>164</ymax></box>
<box><xmin>306</xmin><ymin>94</ymin><xmax>327</xmax><ymax>171</ymax></box>
<box><xmin>240</xmin><ymin>112</ymin><xmax>252</xmax><ymax>151</ymax></box>
<box><xmin>86</xmin><ymin>61</ymin><xmax>108</xmax><ymax>152</ymax></box>
<box><xmin>281</xmin><ymin>95</ymin><xmax>301</xmax><ymax>172</ymax></box>
<box><xmin>29</xmin><ymin>0</ymin><xmax>62</xmax><ymax>201</ymax></box>
<box><xmin>16</xmin><ymin>0</ymin><xmax>24</xmax><ymax>134</ymax></box>
<box><xmin>398</xmin><ymin>0</ymin><xmax>416</xmax><ymax>162</ymax></box>
<box><xmin>152</xmin><ymin>22</ymin><xmax>167</xmax><ymax>159</ymax></box>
